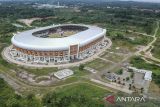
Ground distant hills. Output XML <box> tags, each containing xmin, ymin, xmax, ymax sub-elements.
<box><xmin>0</xmin><ymin>0</ymin><xmax>159</xmax><ymax>3</ymax></box>
<box><xmin>0</xmin><ymin>0</ymin><xmax>118</xmax><ymax>2</ymax></box>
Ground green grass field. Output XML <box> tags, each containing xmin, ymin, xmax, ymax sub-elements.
<box><xmin>55</xmin><ymin>83</ymin><xmax>109</xmax><ymax>98</ymax></box>
<box><xmin>151</xmin><ymin>38</ymin><xmax>160</xmax><ymax>60</ymax></box>
<box><xmin>21</xmin><ymin>67</ymin><xmax>58</xmax><ymax>76</ymax></box>
<box><xmin>43</xmin><ymin>83</ymin><xmax>110</xmax><ymax>107</ymax></box>
<box><xmin>71</xmin><ymin>67</ymin><xmax>90</xmax><ymax>76</ymax></box>
<box><xmin>48</xmin><ymin>31</ymin><xmax>77</xmax><ymax>38</ymax></box>
<box><xmin>101</xmin><ymin>52</ymin><xmax>124</xmax><ymax>63</ymax></box>
<box><xmin>85</xmin><ymin>59</ymin><xmax>113</xmax><ymax>71</ymax></box>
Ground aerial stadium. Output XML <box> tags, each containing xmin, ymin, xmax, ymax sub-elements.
<box><xmin>8</xmin><ymin>24</ymin><xmax>110</xmax><ymax>65</ymax></box>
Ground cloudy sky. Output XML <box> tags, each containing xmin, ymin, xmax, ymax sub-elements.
<box><xmin>121</xmin><ymin>0</ymin><xmax>160</xmax><ymax>3</ymax></box>
<box><xmin>0</xmin><ymin>0</ymin><xmax>160</xmax><ymax>3</ymax></box>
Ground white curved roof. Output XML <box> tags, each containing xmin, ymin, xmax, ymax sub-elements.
<box><xmin>12</xmin><ymin>24</ymin><xmax>106</xmax><ymax>51</ymax></box>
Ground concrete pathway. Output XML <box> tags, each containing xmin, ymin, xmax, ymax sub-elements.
<box><xmin>91</xmin><ymin>79</ymin><xmax>133</xmax><ymax>94</ymax></box>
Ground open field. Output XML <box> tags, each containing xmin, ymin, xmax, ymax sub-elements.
<box><xmin>100</xmin><ymin>51</ymin><xmax>125</xmax><ymax>63</ymax></box>
<box><xmin>54</xmin><ymin>83</ymin><xmax>109</xmax><ymax>98</ymax></box>
<box><xmin>43</xmin><ymin>83</ymin><xmax>110</xmax><ymax>107</ymax></box>
<box><xmin>109</xmin><ymin>40</ymin><xmax>136</xmax><ymax>54</ymax></box>
<box><xmin>85</xmin><ymin>58</ymin><xmax>114</xmax><ymax>71</ymax></box>
<box><xmin>107</xmin><ymin>30</ymin><xmax>153</xmax><ymax>46</ymax></box>
<box><xmin>151</xmin><ymin>38</ymin><xmax>160</xmax><ymax>59</ymax></box>
<box><xmin>71</xmin><ymin>67</ymin><xmax>90</xmax><ymax>76</ymax></box>
<box><xmin>21</xmin><ymin>67</ymin><xmax>58</xmax><ymax>76</ymax></box>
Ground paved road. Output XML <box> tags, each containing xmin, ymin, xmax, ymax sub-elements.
<box><xmin>91</xmin><ymin>79</ymin><xmax>133</xmax><ymax>94</ymax></box>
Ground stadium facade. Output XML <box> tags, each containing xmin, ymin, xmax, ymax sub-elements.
<box><xmin>10</xmin><ymin>24</ymin><xmax>108</xmax><ymax>64</ymax></box>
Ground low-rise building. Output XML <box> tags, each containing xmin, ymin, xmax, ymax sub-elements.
<box><xmin>54</xmin><ymin>69</ymin><xmax>74</xmax><ymax>79</ymax></box>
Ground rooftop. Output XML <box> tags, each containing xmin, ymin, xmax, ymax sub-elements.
<box><xmin>12</xmin><ymin>24</ymin><xmax>106</xmax><ymax>51</ymax></box>
<box><xmin>54</xmin><ymin>69</ymin><xmax>74</xmax><ymax>79</ymax></box>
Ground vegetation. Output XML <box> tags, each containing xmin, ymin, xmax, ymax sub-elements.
<box><xmin>116</xmin><ymin>69</ymin><xmax>123</xmax><ymax>75</ymax></box>
<box><xmin>151</xmin><ymin>38</ymin><xmax>160</xmax><ymax>59</ymax></box>
<box><xmin>86</xmin><ymin>59</ymin><xmax>112</xmax><ymax>71</ymax></box>
<box><xmin>21</xmin><ymin>67</ymin><xmax>58</xmax><ymax>76</ymax></box>
<box><xmin>130</xmin><ymin>72</ymin><xmax>134</xmax><ymax>78</ymax></box>
<box><xmin>130</xmin><ymin>57</ymin><xmax>160</xmax><ymax>86</ymax></box>
<box><xmin>126</xmin><ymin>77</ymin><xmax>130</xmax><ymax>81</ymax></box>
<box><xmin>71</xmin><ymin>66</ymin><xmax>89</xmax><ymax>77</ymax></box>
<box><xmin>79</xmin><ymin>64</ymin><xmax>85</xmax><ymax>71</ymax></box>
<box><xmin>107</xmin><ymin>30</ymin><xmax>153</xmax><ymax>46</ymax></box>
<box><xmin>43</xmin><ymin>83</ymin><xmax>109</xmax><ymax>107</ymax></box>
<box><xmin>0</xmin><ymin>22</ymin><xmax>17</xmax><ymax>35</ymax></box>
<box><xmin>0</xmin><ymin>1</ymin><xmax>160</xmax><ymax>106</ymax></box>
<box><xmin>0</xmin><ymin>78</ymin><xmax>42</xmax><ymax>107</ymax></box>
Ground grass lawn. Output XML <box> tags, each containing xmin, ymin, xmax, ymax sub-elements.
<box><xmin>43</xmin><ymin>83</ymin><xmax>110</xmax><ymax>107</ymax></box>
<box><xmin>100</xmin><ymin>51</ymin><xmax>124</xmax><ymax>63</ymax></box>
<box><xmin>110</xmin><ymin>40</ymin><xmax>136</xmax><ymax>53</ymax></box>
<box><xmin>151</xmin><ymin>38</ymin><xmax>160</xmax><ymax>60</ymax></box>
<box><xmin>21</xmin><ymin>67</ymin><xmax>58</xmax><ymax>76</ymax></box>
<box><xmin>55</xmin><ymin>83</ymin><xmax>110</xmax><ymax>98</ymax></box>
<box><xmin>156</xmin><ymin>23</ymin><xmax>160</xmax><ymax>37</ymax></box>
<box><xmin>49</xmin><ymin>31</ymin><xmax>78</xmax><ymax>38</ymax></box>
<box><xmin>85</xmin><ymin>58</ymin><xmax>113</xmax><ymax>71</ymax></box>
<box><xmin>71</xmin><ymin>67</ymin><xmax>90</xmax><ymax>76</ymax></box>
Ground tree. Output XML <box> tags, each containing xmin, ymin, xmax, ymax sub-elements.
<box><xmin>116</xmin><ymin>69</ymin><xmax>123</xmax><ymax>75</ymax></box>
<box><xmin>140</xmin><ymin>88</ymin><xmax>144</xmax><ymax>93</ymax></box>
<box><xmin>126</xmin><ymin>77</ymin><xmax>130</xmax><ymax>81</ymax></box>
<box><xmin>130</xmin><ymin>72</ymin><xmax>134</xmax><ymax>78</ymax></box>
<box><xmin>79</xmin><ymin>64</ymin><xmax>85</xmax><ymax>71</ymax></box>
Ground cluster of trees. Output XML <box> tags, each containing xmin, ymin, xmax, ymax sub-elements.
<box><xmin>0</xmin><ymin>79</ymin><xmax>106</xmax><ymax>107</ymax></box>
<box><xmin>116</xmin><ymin>69</ymin><xmax>123</xmax><ymax>75</ymax></box>
<box><xmin>0</xmin><ymin>78</ymin><xmax>42</xmax><ymax>107</ymax></box>
<box><xmin>108</xmin><ymin>31</ymin><xmax>152</xmax><ymax>45</ymax></box>
<box><xmin>1</xmin><ymin>77</ymin><xmax>160</xmax><ymax>107</ymax></box>
<box><xmin>0</xmin><ymin>4</ymin><xmax>55</xmax><ymax>19</ymax></box>
<box><xmin>0</xmin><ymin>1</ymin><xmax>157</xmax><ymax>35</ymax></box>
<box><xmin>43</xmin><ymin>92</ymin><xmax>104</xmax><ymax>107</ymax></box>
<box><xmin>0</xmin><ymin>22</ymin><xmax>17</xmax><ymax>35</ymax></box>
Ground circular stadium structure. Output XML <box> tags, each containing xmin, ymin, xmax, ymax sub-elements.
<box><xmin>9</xmin><ymin>24</ymin><xmax>109</xmax><ymax>65</ymax></box>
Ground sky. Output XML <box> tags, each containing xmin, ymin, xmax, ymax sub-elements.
<box><xmin>0</xmin><ymin>0</ymin><xmax>160</xmax><ymax>3</ymax></box>
<box><xmin>121</xmin><ymin>0</ymin><xmax>160</xmax><ymax>3</ymax></box>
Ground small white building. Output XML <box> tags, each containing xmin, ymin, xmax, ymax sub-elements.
<box><xmin>128</xmin><ymin>66</ymin><xmax>152</xmax><ymax>93</ymax></box>
<box><xmin>128</xmin><ymin>66</ymin><xmax>152</xmax><ymax>81</ymax></box>
<box><xmin>54</xmin><ymin>69</ymin><xmax>74</xmax><ymax>79</ymax></box>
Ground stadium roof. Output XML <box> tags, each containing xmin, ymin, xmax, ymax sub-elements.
<box><xmin>11</xmin><ymin>24</ymin><xmax>106</xmax><ymax>51</ymax></box>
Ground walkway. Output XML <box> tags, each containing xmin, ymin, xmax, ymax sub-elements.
<box><xmin>91</xmin><ymin>79</ymin><xmax>133</xmax><ymax>94</ymax></box>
